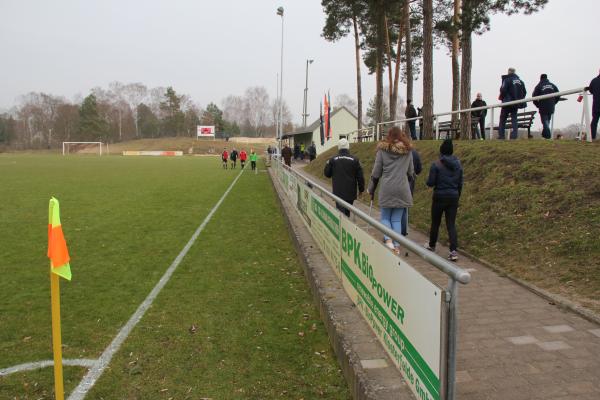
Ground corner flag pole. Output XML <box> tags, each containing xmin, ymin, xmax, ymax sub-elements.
<box><xmin>51</xmin><ymin>271</ymin><xmax>65</xmax><ymax>400</ymax></box>
<box><xmin>48</xmin><ymin>197</ymin><xmax>72</xmax><ymax>400</ymax></box>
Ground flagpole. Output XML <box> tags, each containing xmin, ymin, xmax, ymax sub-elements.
<box><xmin>51</xmin><ymin>270</ymin><xmax>65</xmax><ymax>400</ymax></box>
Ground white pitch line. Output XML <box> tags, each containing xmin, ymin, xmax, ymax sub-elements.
<box><xmin>0</xmin><ymin>359</ymin><xmax>97</xmax><ymax>377</ymax></box>
<box><xmin>68</xmin><ymin>168</ymin><xmax>245</xmax><ymax>400</ymax></box>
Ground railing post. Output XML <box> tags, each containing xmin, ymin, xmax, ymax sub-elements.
<box><xmin>489</xmin><ymin>107</ymin><xmax>495</xmax><ymax>140</ymax></box>
<box><xmin>583</xmin><ymin>92</ymin><xmax>593</xmax><ymax>142</ymax></box>
<box><xmin>446</xmin><ymin>278</ymin><xmax>459</xmax><ymax>400</ymax></box>
<box><xmin>435</xmin><ymin>116</ymin><xmax>439</xmax><ymax>140</ymax></box>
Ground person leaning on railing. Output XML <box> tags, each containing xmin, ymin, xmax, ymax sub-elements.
<box><xmin>532</xmin><ymin>74</ymin><xmax>559</xmax><ymax>140</ymax></box>
<box><xmin>586</xmin><ymin>68</ymin><xmax>600</xmax><ymax>140</ymax></box>
<box><xmin>470</xmin><ymin>93</ymin><xmax>487</xmax><ymax>140</ymax></box>
<box><xmin>498</xmin><ymin>67</ymin><xmax>527</xmax><ymax>140</ymax></box>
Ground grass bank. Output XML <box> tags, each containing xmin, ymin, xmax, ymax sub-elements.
<box><xmin>305</xmin><ymin>140</ymin><xmax>600</xmax><ymax>313</ymax></box>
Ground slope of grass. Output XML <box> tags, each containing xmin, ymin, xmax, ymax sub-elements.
<box><xmin>305</xmin><ymin>140</ymin><xmax>600</xmax><ymax>313</ymax></box>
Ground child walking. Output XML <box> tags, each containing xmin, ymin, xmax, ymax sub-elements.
<box><xmin>425</xmin><ymin>139</ymin><xmax>463</xmax><ymax>261</ymax></box>
<box><xmin>221</xmin><ymin>148</ymin><xmax>229</xmax><ymax>169</ymax></box>
<box><xmin>250</xmin><ymin>149</ymin><xmax>258</xmax><ymax>171</ymax></box>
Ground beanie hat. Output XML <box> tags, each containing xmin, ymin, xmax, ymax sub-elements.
<box><xmin>540</xmin><ymin>73</ymin><xmax>548</xmax><ymax>80</ymax></box>
<box><xmin>440</xmin><ymin>139</ymin><xmax>453</xmax><ymax>155</ymax></box>
<box><xmin>338</xmin><ymin>138</ymin><xmax>349</xmax><ymax>150</ymax></box>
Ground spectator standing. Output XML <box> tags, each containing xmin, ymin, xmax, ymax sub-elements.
<box><xmin>249</xmin><ymin>149</ymin><xmax>258</xmax><ymax>171</ymax></box>
<box><xmin>221</xmin><ymin>148</ymin><xmax>229</xmax><ymax>169</ymax></box>
<box><xmin>401</xmin><ymin>148</ymin><xmax>422</xmax><ymax>237</ymax></box>
<box><xmin>281</xmin><ymin>144</ymin><xmax>293</xmax><ymax>167</ymax></box>
<box><xmin>239</xmin><ymin>149</ymin><xmax>247</xmax><ymax>169</ymax></box>
<box><xmin>300</xmin><ymin>143</ymin><xmax>306</xmax><ymax>160</ymax></box>
<box><xmin>587</xmin><ymin>68</ymin><xmax>600</xmax><ymax>140</ymax></box>
<box><xmin>230</xmin><ymin>148</ymin><xmax>238</xmax><ymax>169</ymax></box>
<box><xmin>470</xmin><ymin>93</ymin><xmax>487</xmax><ymax>140</ymax></box>
<box><xmin>308</xmin><ymin>142</ymin><xmax>317</xmax><ymax>162</ymax></box>
<box><xmin>532</xmin><ymin>74</ymin><xmax>559</xmax><ymax>140</ymax></box>
<box><xmin>293</xmin><ymin>143</ymin><xmax>300</xmax><ymax>160</ymax></box>
<box><xmin>498</xmin><ymin>68</ymin><xmax>527</xmax><ymax>139</ymax></box>
<box><xmin>417</xmin><ymin>107</ymin><xmax>424</xmax><ymax>140</ymax></box>
<box><xmin>425</xmin><ymin>139</ymin><xmax>463</xmax><ymax>262</ymax></box>
<box><xmin>367</xmin><ymin>127</ymin><xmax>414</xmax><ymax>254</ymax></box>
<box><xmin>267</xmin><ymin>145</ymin><xmax>273</xmax><ymax>161</ymax></box>
<box><xmin>405</xmin><ymin>100</ymin><xmax>418</xmax><ymax>140</ymax></box>
<box><xmin>323</xmin><ymin>138</ymin><xmax>365</xmax><ymax>217</ymax></box>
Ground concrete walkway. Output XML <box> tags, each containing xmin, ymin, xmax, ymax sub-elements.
<box><xmin>290</xmin><ymin>163</ymin><xmax>600</xmax><ymax>400</ymax></box>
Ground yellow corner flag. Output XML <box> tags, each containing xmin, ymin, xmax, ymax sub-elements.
<box><xmin>48</xmin><ymin>197</ymin><xmax>71</xmax><ymax>280</ymax></box>
<box><xmin>47</xmin><ymin>197</ymin><xmax>71</xmax><ymax>400</ymax></box>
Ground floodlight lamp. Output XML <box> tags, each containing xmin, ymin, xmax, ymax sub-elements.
<box><xmin>277</xmin><ymin>6</ymin><xmax>284</xmax><ymax>16</ymax></box>
<box><xmin>309</xmin><ymin>59</ymin><xmax>314</xmax><ymax>64</ymax></box>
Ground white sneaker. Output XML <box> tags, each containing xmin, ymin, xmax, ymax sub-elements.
<box><xmin>385</xmin><ymin>240</ymin><xmax>395</xmax><ymax>250</ymax></box>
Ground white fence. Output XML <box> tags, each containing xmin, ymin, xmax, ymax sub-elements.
<box><xmin>347</xmin><ymin>87</ymin><xmax>593</xmax><ymax>142</ymax></box>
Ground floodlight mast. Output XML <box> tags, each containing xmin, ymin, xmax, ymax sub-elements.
<box><xmin>277</xmin><ymin>6</ymin><xmax>284</xmax><ymax>151</ymax></box>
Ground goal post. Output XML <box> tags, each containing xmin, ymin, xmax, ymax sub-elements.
<box><xmin>62</xmin><ymin>142</ymin><xmax>104</xmax><ymax>156</ymax></box>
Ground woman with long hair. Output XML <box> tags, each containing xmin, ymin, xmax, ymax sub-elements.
<box><xmin>367</xmin><ymin>126</ymin><xmax>415</xmax><ymax>253</ymax></box>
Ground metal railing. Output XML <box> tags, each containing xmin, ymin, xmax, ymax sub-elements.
<box><xmin>375</xmin><ymin>87</ymin><xmax>592</xmax><ymax>142</ymax></box>
<box><xmin>278</xmin><ymin>161</ymin><xmax>471</xmax><ymax>400</ymax></box>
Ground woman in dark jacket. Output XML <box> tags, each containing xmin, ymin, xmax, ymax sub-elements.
<box><xmin>425</xmin><ymin>139</ymin><xmax>463</xmax><ymax>261</ymax></box>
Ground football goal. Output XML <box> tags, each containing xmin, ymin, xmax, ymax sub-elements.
<box><xmin>62</xmin><ymin>142</ymin><xmax>106</xmax><ymax>156</ymax></box>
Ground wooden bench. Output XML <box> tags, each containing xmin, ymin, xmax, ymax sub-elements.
<box><xmin>436</xmin><ymin>116</ymin><xmax>481</xmax><ymax>139</ymax></box>
<box><xmin>490</xmin><ymin>110</ymin><xmax>537</xmax><ymax>138</ymax></box>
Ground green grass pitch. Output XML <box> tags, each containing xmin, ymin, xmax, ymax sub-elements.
<box><xmin>0</xmin><ymin>154</ymin><xmax>350</xmax><ymax>399</ymax></box>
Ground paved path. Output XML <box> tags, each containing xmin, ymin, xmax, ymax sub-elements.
<box><xmin>292</xmin><ymin>163</ymin><xmax>600</xmax><ymax>400</ymax></box>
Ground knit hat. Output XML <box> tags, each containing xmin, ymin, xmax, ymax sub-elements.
<box><xmin>440</xmin><ymin>139</ymin><xmax>453</xmax><ymax>155</ymax></box>
<box><xmin>338</xmin><ymin>138</ymin><xmax>349</xmax><ymax>150</ymax></box>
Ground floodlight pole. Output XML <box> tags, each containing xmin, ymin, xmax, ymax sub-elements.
<box><xmin>277</xmin><ymin>6</ymin><xmax>284</xmax><ymax>150</ymax></box>
<box><xmin>303</xmin><ymin>59</ymin><xmax>314</xmax><ymax>127</ymax></box>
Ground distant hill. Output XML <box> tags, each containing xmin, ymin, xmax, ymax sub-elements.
<box><xmin>102</xmin><ymin>137</ymin><xmax>275</xmax><ymax>154</ymax></box>
<box><xmin>305</xmin><ymin>139</ymin><xmax>600</xmax><ymax>314</ymax></box>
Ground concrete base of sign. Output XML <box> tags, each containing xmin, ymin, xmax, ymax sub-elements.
<box><xmin>269</xmin><ymin>168</ymin><xmax>416</xmax><ymax>400</ymax></box>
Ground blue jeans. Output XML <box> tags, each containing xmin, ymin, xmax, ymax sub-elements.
<box><xmin>540</xmin><ymin>113</ymin><xmax>552</xmax><ymax>139</ymax></box>
<box><xmin>498</xmin><ymin>107</ymin><xmax>518</xmax><ymax>139</ymax></box>
<box><xmin>380</xmin><ymin>207</ymin><xmax>406</xmax><ymax>246</ymax></box>
<box><xmin>408</xmin><ymin>122</ymin><xmax>417</xmax><ymax>140</ymax></box>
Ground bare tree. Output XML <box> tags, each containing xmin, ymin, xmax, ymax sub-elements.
<box><xmin>244</xmin><ymin>87</ymin><xmax>270</xmax><ymax>137</ymax></box>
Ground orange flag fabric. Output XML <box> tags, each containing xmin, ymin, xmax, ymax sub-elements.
<box><xmin>47</xmin><ymin>197</ymin><xmax>71</xmax><ymax>280</ymax></box>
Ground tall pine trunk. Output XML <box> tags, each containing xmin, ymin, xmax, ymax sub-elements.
<box><xmin>375</xmin><ymin>1</ymin><xmax>385</xmax><ymax>138</ymax></box>
<box><xmin>451</xmin><ymin>0</ymin><xmax>461</xmax><ymax>132</ymax></box>
<box><xmin>353</xmin><ymin>16</ymin><xmax>363</xmax><ymax>130</ymax></box>
<box><xmin>459</xmin><ymin>1</ymin><xmax>472</xmax><ymax>139</ymax></box>
<box><xmin>403</xmin><ymin>1</ymin><xmax>413</xmax><ymax>102</ymax></box>
<box><xmin>392</xmin><ymin>16</ymin><xmax>404</xmax><ymax>122</ymax></box>
<box><xmin>422</xmin><ymin>0</ymin><xmax>434</xmax><ymax>138</ymax></box>
<box><xmin>384</xmin><ymin>15</ymin><xmax>395</xmax><ymax>120</ymax></box>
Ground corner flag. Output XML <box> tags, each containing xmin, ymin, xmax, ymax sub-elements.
<box><xmin>48</xmin><ymin>197</ymin><xmax>71</xmax><ymax>280</ymax></box>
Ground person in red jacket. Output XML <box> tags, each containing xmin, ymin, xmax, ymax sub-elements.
<box><xmin>221</xmin><ymin>148</ymin><xmax>229</xmax><ymax>169</ymax></box>
<box><xmin>239</xmin><ymin>148</ymin><xmax>248</xmax><ymax>169</ymax></box>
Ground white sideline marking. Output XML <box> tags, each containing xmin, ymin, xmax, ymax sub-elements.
<box><xmin>68</xmin><ymin>168</ymin><xmax>245</xmax><ymax>400</ymax></box>
<box><xmin>0</xmin><ymin>359</ymin><xmax>97</xmax><ymax>377</ymax></box>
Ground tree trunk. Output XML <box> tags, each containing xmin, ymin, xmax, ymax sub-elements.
<box><xmin>353</xmin><ymin>16</ymin><xmax>363</xmax><ymax>130</ymax></box>
<box><xmin>451</xmin><ymin>0</ymin><xmax>461</xmax><ymax>133</ymax></box>
<box><xmin>384</xmin><ymin>15</ymin><xmax>394</xmax><ymax>120</ymax></box>
<box><xmin>460</xmin><ymin>27</ymin><xmax>472</xmax><ymax>140</ymax></box>
<box><xmin>422</xmin><ymin>0</ymin><xmax>434</xmax><ymax>139</ymax></box>
<box><xmin>375</xmin><ymin>1</ymin><xmax>385</xmax><ymax>137</ymax></box>
<box><xmin>392</xmin><ymin>16</ymin><xmax>404</xmax><ymax>123</ymax></box>
<box><xmin>403</xmin><ymin>1</ymin><xmax>413</xmax><ymax>102</ymax></box>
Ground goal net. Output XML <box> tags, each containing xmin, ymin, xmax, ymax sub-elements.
<box><xmin>62</xmin><ymin>142</ymin><xmax>105</xmax><ymax>156</ymax></box>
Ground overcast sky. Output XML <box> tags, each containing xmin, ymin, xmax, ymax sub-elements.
<box><xmin>1</xmin><ymin>0</ymin><xmax>599</xmax><ymax>130</ymax></box>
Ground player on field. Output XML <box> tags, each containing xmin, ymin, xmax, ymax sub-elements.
<box><xmin>230</xmin><ymin>148</ymin><xmax>239</xmax><ymax>169</ymax></box>
<box><xmin>221</xmin><ymin>148</ymin><xmax>229</xmax><ymax>169</ymax></box>
<box><xmin>250</xmin><ymin>149</ymin><xmax>258</xmax><ymax>171</ymax></box>
<box><xmin>240</xmin><ymin>149</ymin><xmax>248</xmax><ymax>169</ymax></box>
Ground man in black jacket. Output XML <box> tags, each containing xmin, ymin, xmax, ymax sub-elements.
<box><xmin>498</xmin><ymin>68</ymin><xmax>527</xmax><ymax>139</ymax></box>
<box><xmin>405</xmin><ymin>99</ymin><xmax>418</xmax><ymax>140</ymax></box>
<box><xmin>470</xmin><ymin>93</ymin><xmax>487</xmax><ymax>140</ymax></box>
<box><xmin>324</xmin><ymin>138</ymin><xmax>365</xmax><ymax>217</ymax></box>
<box><xmin>587</xmin><ymin>69</ymin><xmax>600</xmax><ymax>140</ymax></box>
<box><xmin>532</xmin><ymin>74</ymin><xmax>559</xmax><ymax>139</ymax></box>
